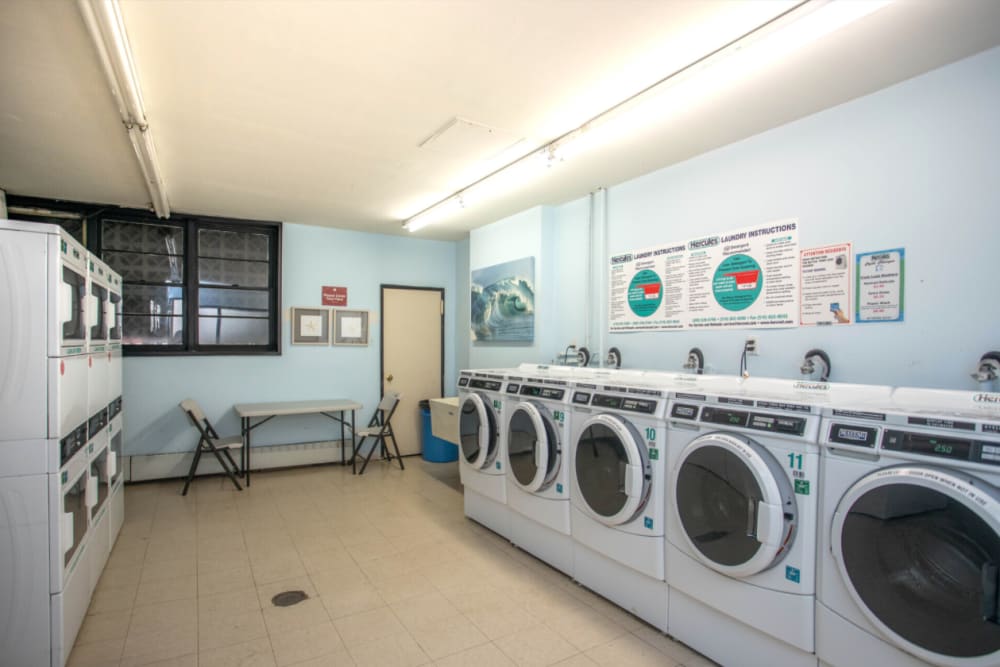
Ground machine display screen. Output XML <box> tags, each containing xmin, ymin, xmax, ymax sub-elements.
<box><xmin>747</xmin><ymin>414</ymin><xmax>806</xmax><ymax>435</ymax></box>
<box><xmin>621</xmin><ymin>398</ymin><xmax>656</xmax><ymax>414</ymax></box>
<box><xmin>700</xmin><ymin>407</ymin><xmax>749</xmax><ymax>427</ymax></box>
<box><xmin>469</xmin><ymin>379</ymin><xmax>502</xmax><ymax>391</ymax></box>
<box><xmin>671</xmin><ymin>404</ymin><xmax>699</xmax><ymax>420</ymax></box>
<box><xmin>592</xmin><ymin>394</ymin><xmax>623</xmax><ymax>409</ymax></box>
<box><xmin>520</xmin><ymin>385</ymin><xmax>565</xmax><ymax>400</ymax></box>
<box><xmin>829</xmin><ymin>423</ymin><xmax>879</xmax><ymax>448</ymax></box>
<box><xmin>506</xmin><ymin>384</ymin><xmax>521</xmax><ymax>394</ymax></box>
<box><xmin>573</xmin><ymin>392</ymin><xmax>591</xmax><ymax>405</ymax></box>
<box><xmin>883</xmin><ymin>430</ymin><xmax>974</xmax><ymax>462</ymax></box>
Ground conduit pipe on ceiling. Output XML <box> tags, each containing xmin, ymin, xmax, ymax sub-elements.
<box><xmin>78</xmin><ymin>0</ymin><xmax>170</xmax><ymax>218</ymax></box>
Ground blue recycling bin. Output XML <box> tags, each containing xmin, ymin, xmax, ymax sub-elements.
<box><xmin>421</xmin><ymin>407</ymin><xmax>458</xmax><ymax>462</ymax></box>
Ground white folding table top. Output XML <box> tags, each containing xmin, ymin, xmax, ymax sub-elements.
<box><xmin>234</xmin><ymin>399</ymin><xmax>362</xmax><ymax>418</ymax></box>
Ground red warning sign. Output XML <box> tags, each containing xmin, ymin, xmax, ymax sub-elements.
<box><xmin>322</xmin><ymin>286</ymin><xmax>347</xmax><ymax>307</ymax></box>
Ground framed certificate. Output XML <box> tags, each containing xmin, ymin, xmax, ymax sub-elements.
<box><xmin>290</xmin><ymin>307</ymin><xmax>331</xmax><ymax>345</ymax></box>
<box><xmin>333</xmin><ymin>309</ymin><xmax>369</xmax><ymax>346</ymax></box>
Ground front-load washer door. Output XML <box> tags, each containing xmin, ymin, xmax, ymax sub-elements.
<box><xmin>507</xmin><ymin>400</ymin><xmax>560</xmax><ymax>493</ymax></box>
<box><xmin>459</xmin><ymin>392</ymin><xmax>497</xmax><ymax>470</ymax></box>
<box><xmin>673</xmin><ymin>432</ymin><xmax>796</xmax><ymax>578</ymax></box>
<box><xmin>574</xmin><ymin>413</ymin><xmax>650</xmax><ymax>526</ymax></box>
<box><xmin>831</xmin><ymin>465</ymin><xmax>1000</xmax><ymax>666</ymax></box>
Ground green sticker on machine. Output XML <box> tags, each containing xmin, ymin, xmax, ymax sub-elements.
<box><xmin>794</xmin><ymin>479</ymin><xmax>810</xmax><ymax>495</ymax></box>
<box><xmin>648</xmin><ymin>448</ymin><xmax>659</xmax><ymax>460</ymax></box>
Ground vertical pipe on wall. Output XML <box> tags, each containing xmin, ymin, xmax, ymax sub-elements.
<box><xmin>584</xmin><ymin>191</ymin><xmax>594</xmax><ymax>351</ymax></box>
<box><xmin>588</xmin><ymin>187</ymin><xmax>609</xmax><ymax>366</ymax></box>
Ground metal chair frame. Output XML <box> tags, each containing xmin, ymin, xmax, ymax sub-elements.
<box><xmin>179</xmin><ymin>399</ymin><xmax>243</xmax><ymax>495</ymax></box>
<box><xmin>351</xmin><ymin>392</ymin><xmax>403</xmax><ymax>475</ymax></box>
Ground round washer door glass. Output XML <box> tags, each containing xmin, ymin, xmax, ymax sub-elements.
<box><xmin>674</xmin><ymin>433</ymin><xmax>794</xmax><ymax>576</ymax></box>
<box><xmin>835</xmin><ymin>467</ymin><xmax>1000</xmax><ymax>661</ymax></box>
<box><xmin>507</xmin><ymin>402</ymin><xmax>559</xmax><ymax>492</ymax></box>
<box><xmin>459</xmin><ymin>393</ymin><xmax>496</xmax><ymax>469</ymax></box>
<box><xmin>574</xmin><ymin>414</ymin><xmax>648</xmax><ymax>525</ymax></box>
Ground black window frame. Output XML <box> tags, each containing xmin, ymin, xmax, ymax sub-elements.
<box><xmin>5</xmin><ymin>194</ymin><xmax>282</xmax><ymax>357</ymax></box>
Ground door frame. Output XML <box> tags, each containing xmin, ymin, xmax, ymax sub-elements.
<box><xmin>379</xmin><ymin>284</ymin><xmax>445</xmax><ymax>403</ymax></box>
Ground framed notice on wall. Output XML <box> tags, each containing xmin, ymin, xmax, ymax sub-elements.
<box><xmin>290</xmin><ymin>307</ymin><xmax>331</xmax><ymax>345</ymax></box>
<box><xmin>333</xmin><ymin>309</ymin><xmax>369</xmax><ymax>346</ymax></box>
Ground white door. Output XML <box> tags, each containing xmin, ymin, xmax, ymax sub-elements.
<box><xmin>382</xmin><ymin>286</ymin><xmax>444</xmax><ymax>457</ymax></box>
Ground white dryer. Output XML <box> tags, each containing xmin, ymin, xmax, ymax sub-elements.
<box><xmin>569</xmin><ymin>375</ymin><xmax>669</xmax><ymax>630</ymax></box>
<box><xmin>666</xmin><ymin>378</ymin><xmax>891</xmax><ymax>667</ymax></box>
<box><xmin>502</xmin><ymin>368</ymin><xmax>574</xmax><ymax>575</ymax></box>
<box><xmin>817</xmin><ymin>387</ymin><xmax>1000</xmax><ymax>667</ymax></box>
<box><xmin>457</xmin><ymin>369</ymin><xmax>512</xmax><ymax>538</ymax></box>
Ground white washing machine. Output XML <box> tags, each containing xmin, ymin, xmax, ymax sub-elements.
<box><xmin>817</xmin><ymin>387</ymin><xmax>1000</xmax><ymax>667</ymax></box>
<box><xmin>503</xmin><ymin>367</ymin><xmax>574</xmax><ymax>575</ymax></box>
<box><xmin>666</xmin><ymin>378</ymin><xmax>892</xmax><ymax>667</ymax></box>
<box><xmin>569</xmin><ymin>374</ymin><xmax>670</xmax><ymax>630</ymax></box>
<box><xmin>457</xmin><ymin>369</ymin><xmax>512</xmax><ymax>538</ymax></box>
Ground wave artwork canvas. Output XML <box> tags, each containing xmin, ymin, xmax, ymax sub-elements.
<box><xmin>471</xmin><ymin>256</ymin><xmax>535</xmax><ymax>342</ymax></box>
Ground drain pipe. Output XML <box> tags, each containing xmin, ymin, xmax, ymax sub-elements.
<box><xmin>584</xmin><ymin>191</ymin><xmax>594</xmax><ymax>353</ymax></box>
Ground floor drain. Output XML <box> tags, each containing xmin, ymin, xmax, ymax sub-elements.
<box><xmin>271</xmin><ymin>590</ymin><xmax>309</xmax><ymax>607</ymax></box>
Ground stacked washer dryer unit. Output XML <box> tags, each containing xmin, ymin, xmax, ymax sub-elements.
<box><xmin>457</xmin><ymin>368</ymin><xmax>514</xmax><ymax>538</ymax></box>
<box><xmin>503</xmin><ymin>363</ymin><xmax>575</xmax><ymax>575</ymax></box>
<box><xmin>568</xmin><ymin>368</ymin><xmax>673</xmax><ymax>630</ymax></box>
<box><xmin>106</xmin><ymin>265</ymin><xmax>126</xmax><ymax>546</ymax></box>
<box><xmin>665</xmin><ymin>378</ymin><xmax>892</xmax><ymax>667</ymax></box>
<box><xmin>0</xmin><ymin>219</ymin><xmax>123</xmax><ymax>666</ymax></box>
<box><xmin>817</xmin><ymin>387</ymin><xmax>1000</xmax><ymax>667</ymax></box>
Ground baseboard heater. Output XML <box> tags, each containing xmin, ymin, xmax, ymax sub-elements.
<box><xmin>125</xmin><ymin>439</ymin><xmax>352</xmax><ymax>482</ymax></box>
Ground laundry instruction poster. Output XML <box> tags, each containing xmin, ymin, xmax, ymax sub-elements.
<box><xmin>609</xmin><ymin>219</ymin><xmax>800</xmax><ymax>332</ymax></box>
<box><xmin>800</xmin><ymin>243</ymin><xmax>852</xmax><ymax>326</ymax></box>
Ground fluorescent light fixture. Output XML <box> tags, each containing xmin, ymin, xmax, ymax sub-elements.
<box><xmin>402</xmin><ymin>0</ymin><xmax>892</xmax><ymax>232</ymax></box>
<box><xmin>79</xmin><ymin>0</ymin><xmax>170</xmax><ymax>218</ymax></box>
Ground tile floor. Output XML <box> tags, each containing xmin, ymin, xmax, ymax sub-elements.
<box><xmin>69</xmin><ymin>460</ymin><xmax>717</xmax><ymax>667</ymax></box>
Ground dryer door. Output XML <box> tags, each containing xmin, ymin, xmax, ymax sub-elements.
<box><xmin>459</xmin><ymin>392</ymin><xmax>497</xmax><ymax>470</ymax></box>
<box><xmin>673</xmin><ymin>432</ymin><xmax>796</xmax><ymax>578</ymax></box>
<box><xmin>574</xmin><ymin>414</ymin><xmax>650</xmax><ymax>526</ymax></box>
<box><xmin>507</xmin><ymin>401</ymin><xmax>560</xmax><ymax>493</ymax></box>
<box><xmin>831</xmin><ymin>465</ymin><xmax>1000</xmax><ymax>667</ymax></box>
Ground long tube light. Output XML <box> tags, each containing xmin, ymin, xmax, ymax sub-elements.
<box><xmin>402</xmin><ymin>0</ymin><xmax>891</xmax><ymax>233</ymax></box>
<box><xmin>78</xmin><ymin>0</ymin><xmax>170</xmax><ymax>218</ymax></box>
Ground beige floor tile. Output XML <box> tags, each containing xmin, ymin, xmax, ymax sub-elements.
<box><xmin>132</xmin><ymin>654</ymin><xmax>197</xmax><ymax>667</ymax></box>
<box><xmin>433</xmin><ymin>642</ymin><xmax>515</xmax><ymax>667</ymax></box>
<box><xmin>199</xmin><ymin>565</ymin><xmax>256</xmax><ymax>596</ymax></box>
<box><xmin>76</xmin><ymin>609</ymin><xmax>132</xmax><ymax>645</ymax></box>
<box><xmin>333</xmin><ymin>606</ymin><xmax>407</xmax><ymax>647</ymax></box>
<box><xmin>373</xmin><ymin>573</ymin><xmax>437</xmax><ymax>605</ymax></box>
<box><xmin>546</xmin><ymin>606</ymin><xmax>628</xmax><ymax>651</ymax></box>
<box><xmin>391</xmin><ymin>591</ymin><xmax>460</xmax><ymax>631</ymax></box>
<box><xmin>301</xmin><ymin>546</ymin><xmax>357</xmax><ymax>575</ymax></box>
<box><xmin>96</xmin><ymin>565</ymin><xmax>142</xmax><ymax>593</ymax></box>
<box><xmin>348</xmin><ymin>632</ymin><xmax>430</xmax><ymax>667</ymax></box>
<box><xmin>199</xmin><ymin>609</ymin><xmax>269</xmax><ymax>652</ymax></box>
<box><xmin>200</xmin><ymin>551</ymin><xmax>252</xmax><ymax>576</ymax></box>
<box><xmin>494</xmin><ymin>625</ymin><xmax>578</xmax><ymax>667</ymax></box>
<box><xmin>106</xmin><ymin>543</ymin><xmax>149</xmax><ymax>570</ymax></box>
<box><xmin>129</xmin><ymin>598</ymin><xmax>198</xmax><ymax>635</ymax></box>
<box><xmin>66</xmin><ymin>637</ymin><xmax>125</xmax><ymax>667</ymax></box>
<box><xmin>251</xmin><ymin>553</ymin><xmax>307</xmax><ymax>585</ymax></box>
<box><xmin>144</xmin><ymin>539</ymin><xmax>197</xmax><ymax>564</ymax></box>
<box><xmin>269</xmin><ymin>620</ymin><xmax>345</xmax><ymax>666</ymax></box>
<box><xmin>288</xmin><ymin>647</ymin><xmax>356</xmax><ymax>666</ymax></box>
<box><xmin>346</xmin><ymin>537</ymin><xmax>400</xmax><ymax>563</ymax></box>
<box><xmin>465</xmin><ymin>600</ymin><xmax>540</xmax><ymax>641</ymax></box>
<box><xmin>263</xmin><ymin>597</ymin><xmax>331</xmax><ymax>635</ymax></box>
<box><xmin>200</xmin><ymin>587</ymin><xmax>262</xmax><ymax>617</ymax></box>
<box><xmin>121</xmin><ymin>623</ymin><xmax>197</xmax><ymax>666</ymax></box>
<box><xmin>135</xmin><ymin>575</ymin><xmax>197</xmax><ymax>607</ymax></box>
<box><xmin>88</xmin><ymin>585</ymin><xmax>138</xmax><ymax>615</ymax></box>
<box><xmin>199</xmin><ymin>637</ymin><xmax>275</xmax><ymax>667</ymax></box>
<box><xmin>550</xmin><ymin>655</ymin><xmax>599</xmax><ymax>667</ymax></box>
<box><xmin>407</xmin><ymin>613</ymin><xmax>488</xmax><ymax>660</ymax></box>
<box><xmin>318</xmin><ymin>579</ymin><xmax>385</xmax><ymax>619</ymax></box>
<box><xmin>140</xmin><ymin>557</ymin><xmax>197</xmax><ymax>584</ymax></box>
<box><xmin>585</xmin><ymin>634</ymin><xmax>679</xmax><ymax>667</ymax></box>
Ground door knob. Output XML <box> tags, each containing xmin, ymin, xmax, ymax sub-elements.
<box><xmin>386</xmin><ymin>374</ymin><xmax>394</xmax><ymax>382</ymax></box>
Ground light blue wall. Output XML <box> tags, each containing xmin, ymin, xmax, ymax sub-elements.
<box><xmin>123</xmin><ymin>222</ymin><xmax>458</xmax><ymax>456</ymax></box>
<box><xmin>467</xmin><ymin>46</ymin><xmax>1000</xmax><ymax>390</ymax></box>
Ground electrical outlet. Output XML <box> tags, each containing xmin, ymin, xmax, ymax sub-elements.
<box><xmin>745</xmin><ymin>337</ymin><xmax>758</xmax><ymax>355</ymax></box>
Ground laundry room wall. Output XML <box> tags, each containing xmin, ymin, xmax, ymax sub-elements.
<box><xmin>122</xmin><ymin>222</ymin><xmax>459</xmax><ymax>461</ymax></box>
<box><xmin>467</xmin><ymin>45</ymin><xmax>1000</xmax><ymax>390</ymax></box>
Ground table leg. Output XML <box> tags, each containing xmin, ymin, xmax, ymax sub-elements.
<box><xmin>340</xmin><ymin>410</ymin><xmax>346</xmax><ymax>466</ymax></box>
<box><xmin>351</xmin><ymin>409</ymin><xmax>357</xmax><ymax>475</ymax></box>
<box><xmin>245</xmin><ymin>418</ymin><xmax>252</xmax><ymax>488</ymax></box>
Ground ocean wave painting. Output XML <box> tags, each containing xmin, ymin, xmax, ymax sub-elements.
<box><xmin>471</xmin><ymin>256</ymin><xmax>535</xmax><ymax>342</ymax></box>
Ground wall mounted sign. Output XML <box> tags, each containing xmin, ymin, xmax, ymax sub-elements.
<box><xmin>609</xmin><ymin>219</ymin><xmax>800</xmax><ymax>332</ymax></box>
<box><xmin>322</xmin><ymin>286</ymin><xmax>348</xmax><ymax>307</ymax></box>
<box><xmin>856</xmin><ymin>248</ymin><xmax>904</xmax><ymax>323</ymax></box>
<box><xmin>471</xmin><ymin>256</ymin><xmax>535</xmax><ymax>342</ymax></box>
<box><xmin>800</xmin><ymin>242</ymin><xmax>852</xmax><ymax>326</ymax></box>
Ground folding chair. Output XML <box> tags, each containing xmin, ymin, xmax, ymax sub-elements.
<box><xmin>351</xmin><ymin>392</ymin><xmax>403</xmax><ymax>475</ymax></box>
<box><xmin>179</xmin><ymin>399</ymin><xmax>244</xmax><ymax>495</ymax></box>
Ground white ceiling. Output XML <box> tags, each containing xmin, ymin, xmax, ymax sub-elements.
<box><xmin>1</xmin><ymin>1</ymin><xmax>999</xmax><ymax>240</ymax></box>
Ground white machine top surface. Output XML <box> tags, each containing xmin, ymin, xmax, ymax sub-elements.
<box><xmin>736</xmin><ymin>377</ymin><xmax>894</xmax><ymax>408</ymax></box>
<box><xmin>887</xmin><ymin>387</ymin><xmax>1000</xmax><ymax>421</ymax></box>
